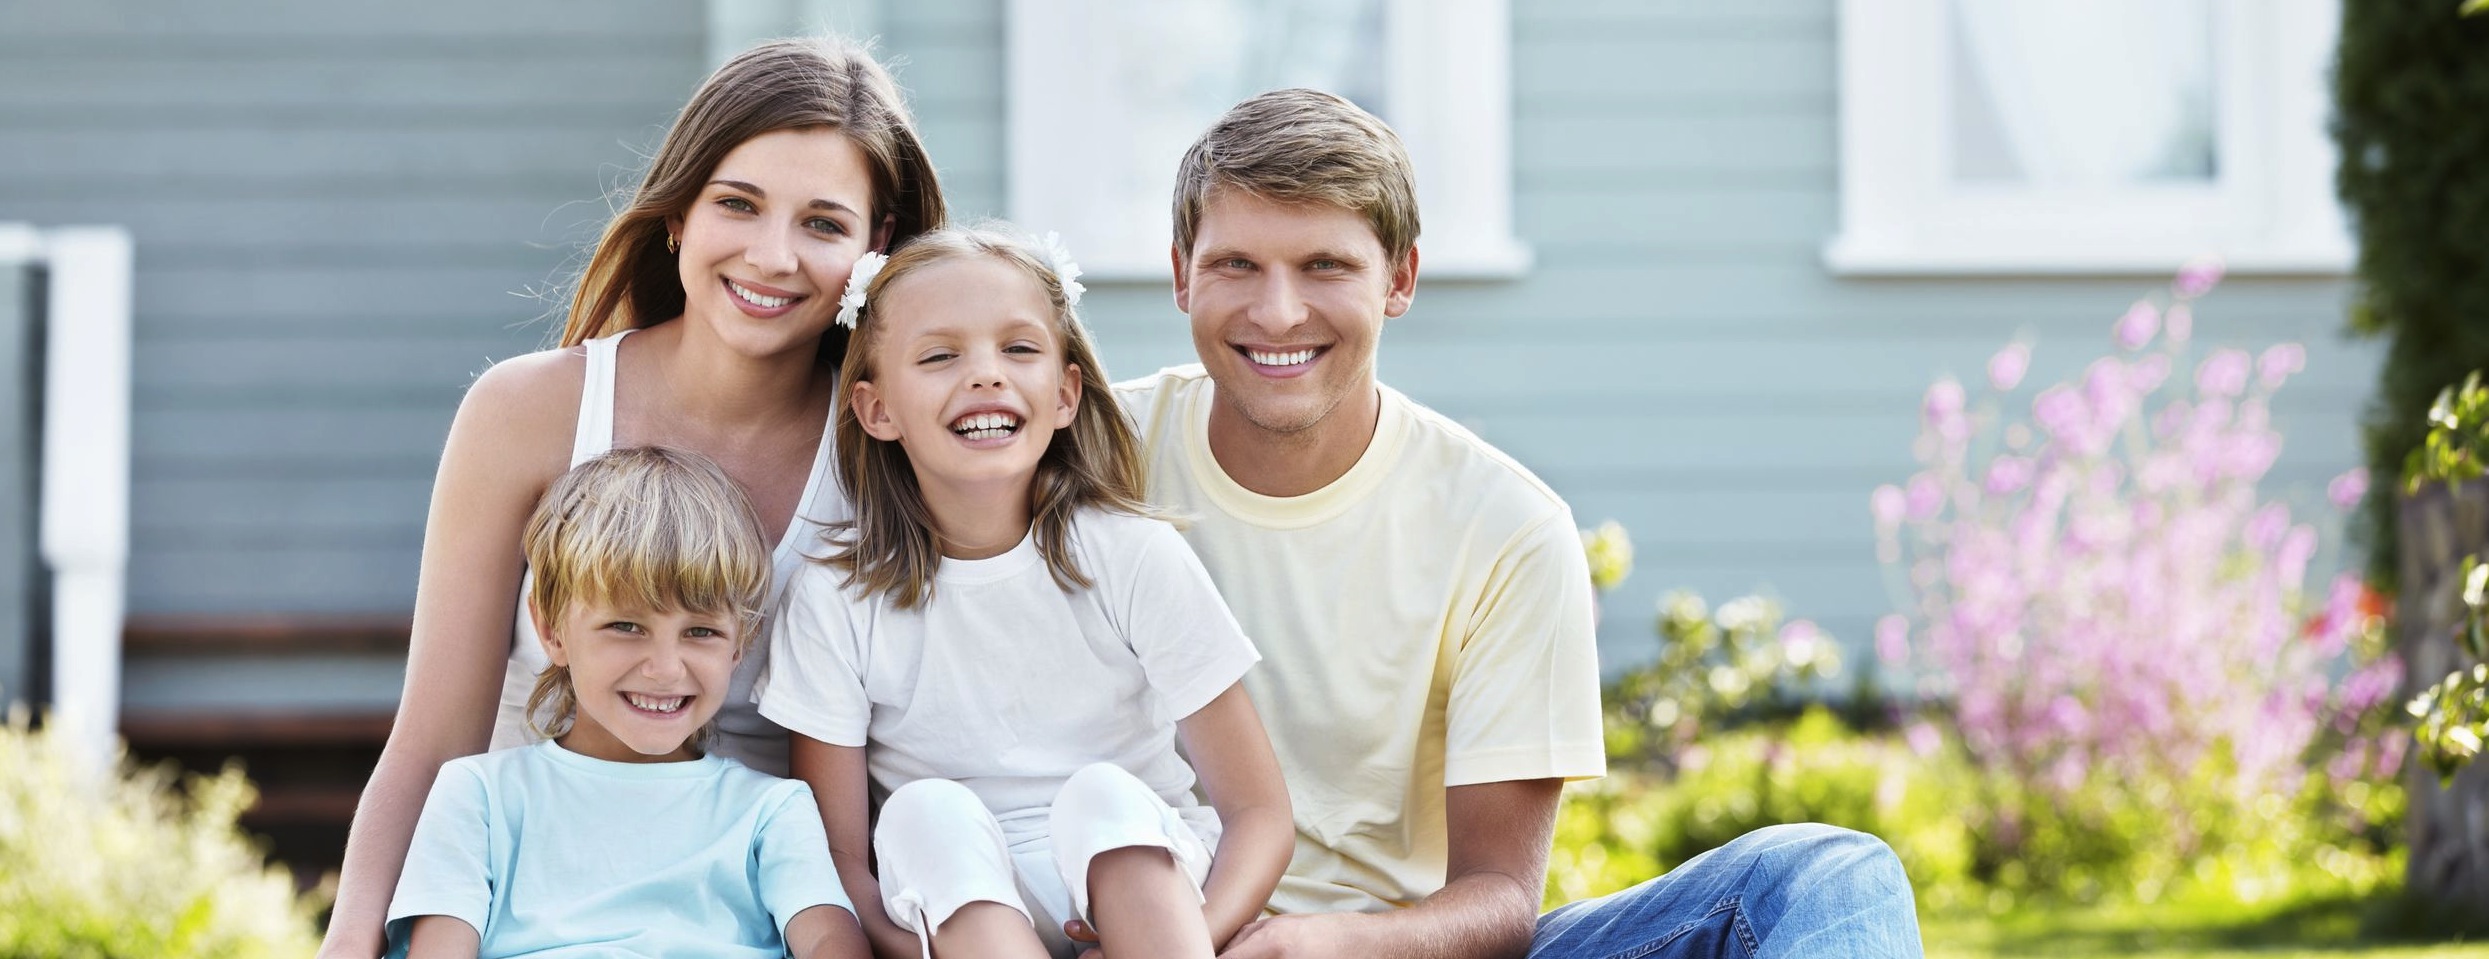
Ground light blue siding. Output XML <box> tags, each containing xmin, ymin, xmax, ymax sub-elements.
<box><xmin>0</xmin><ymin>0</ymin><xmax>2378</xmax><ymax>707</ymax></box>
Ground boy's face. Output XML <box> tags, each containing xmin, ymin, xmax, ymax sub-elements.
<box><xmin>536</xmin><ymin>598</ymin><xmax>743</xmax><ymax>764</ymax></box>
<box><xmin>1174</xmin><ymin>189</ymin><xmax>1415</xmax><ymax>441</ymax></box>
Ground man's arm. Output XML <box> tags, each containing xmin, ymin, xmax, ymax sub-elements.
<box><xmin>1220</xmin><ymin>778</ymin><xmax>1561</xmax><ymax>959</ymax></box>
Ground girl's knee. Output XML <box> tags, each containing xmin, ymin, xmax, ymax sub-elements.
<box><xmin>880</xmin><ymin>777</ymin><xmax>993</xmax><ymax>833</ymax></box>
<box><xmin>1054</xmin><ymin>763</ymin><xmax>1156</xmax><ymax>819</ymax></box>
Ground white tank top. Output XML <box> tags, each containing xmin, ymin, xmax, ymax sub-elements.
<box><xmin>487</xmin><ymin>328</ymin><xmax>845</xmax><ymax>775</ymax></box>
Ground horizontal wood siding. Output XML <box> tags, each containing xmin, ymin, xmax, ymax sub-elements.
<box><xmin>0</xmin><ymin>0</ymin><xmax>2377</xmax><ymax>707</ymax></box>
<box><xmin>0</xmin><ymin>0</ymin><xmax>707</xmax><ymax>625</ymax></box>
<box><xmin>878</xmin><ymin>0</ymin><xmax>2379</xmax><ymax>675</ymax></box>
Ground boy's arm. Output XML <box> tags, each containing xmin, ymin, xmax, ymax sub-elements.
<box><xmin>402</xmin><ymin>916</ymin><xmax>482</xmax><ymax>959</ymax></box>
<box><xmin>790</xmin><ymin>734</ymin><xmax>922</xmax><ymax>959</ymax></box>
<box><xmin>784</xmin><ymin>905</ymin><xmax>871</xmax><ymax>959</ymax></box>
<box><xmin>1220</xmin><ymin>778</ymin><xmax>1559</xmax><ymax>959</ymax></box>
<box><xmin>1176</xmin><ymin>682</ymin><xmax>1293</xmax><ymax>949</ymax></box>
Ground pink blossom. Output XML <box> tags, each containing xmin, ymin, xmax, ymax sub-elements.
<box><xmin>2196</xmin><ymin>349</ymin><xmax>2252</xmax><ymax>397</ymax></box>
<box><xmin>1876</xmin><ymin>614</ymin><xmax>1911</xmax><ymax>666</ymax></box>
<box><xmin>1870</xmin><ymin>484</ymin><xmax>1906</xmax><ymax>531</ymax></box>
<box><xmin>1904</xmin><ymin>719</ymin><xmax>1943</xmax><ymax>758</ymax></box>
<box><xmin>2128</xmin><ymin>354</ymin><xmax>2172</xmax><ymax>394</ymax></box>
<box><xmin>2114</xmin><ymin>301</ymin><xmax>2160</xmax><ymax>351</ymax></box>
<box><xmin>1905</xmin><ymin>473</ymin><xmax>1944</xmax><ymax>521</ymax></box>
<box><xmin>1985</xmin><ymin>456</ymin><xmax>2036</xmax><ymax>495</ymax></box>
<box><xmin>2176</xmin><ymin>255</ymin><xmax>2225</xmax><ymax>298</ymax></box>
<box><xmin>2165</xmin><ymin>304</ymin><xmax>2194</xmax><ymax>344</ymax></box>
<box><xmin>1924</xmin><ymin>378</ymin><xmax>1969</xmax><ymax>443</ymax></box>
<box><xmin>2328</xmin><ymin>467</ymin><xmax>2369</xmax><ymax>510</ymax></box>
<box><xmin>2257</xmin><ymin>343</ymin><xmax>2306</xmax><ymax>388</ymax></box>
<box><xmin>2245</xmin><ymin>503</ymin><xmax>2291</xmax><ymax>551</ymax></box>
<box><xmin>1989</xmin><ymin>343</ymin><xmax>2031</xmax><ymax>392</ymax></box>
<box><xmin>2033</xmin><ymin>386</ymin><xmax>2088</xmax><ymax>441</ymax></box>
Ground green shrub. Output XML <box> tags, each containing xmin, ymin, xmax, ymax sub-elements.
<box><xmin>1551</xmin><ymin>709</ymin><xmax>2403</xmax><ymax>915</ymax></box>
<box><xmin>2334</xmin><ymin>0</ymin><xmax>2489</xmax><ymax>588</ymax></box>
<box><xmin>0</xmin><ymin>712</ymin><xmax>324</xmax><ymax>958</ymax></box>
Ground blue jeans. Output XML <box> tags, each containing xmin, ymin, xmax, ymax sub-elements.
<box><xmin>1532</xmin><ymin>824</ymin><xmax>1924</xmax><ymax>958</ymax></box>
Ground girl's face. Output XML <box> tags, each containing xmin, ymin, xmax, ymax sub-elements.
<box><xmin>535</xmin><ymin>598</ymin><xmax>743</xmax><ymax>763</ymax></box>
<box><xmin>850</xmin><ymin>255</ymin><xmax>1080</xmax><ymax>495</ymax></box>
<box><xmin>670</xmin><ymin>127</ymin><xmax>889</xmax><ymax>360</ymax></box>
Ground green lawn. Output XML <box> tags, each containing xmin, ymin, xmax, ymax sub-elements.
<box><xmin>1922</xmin><ymin>892</ymin><xmax>2489</xmax><ymax>958</ymax></box>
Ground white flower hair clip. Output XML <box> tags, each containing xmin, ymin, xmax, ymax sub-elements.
<box><xmin>835</xmin><ymin>251</ymin><xmax>888</xmax><ymax>329</ymax></box>
<box><xmin>1041</xmin><ymin>232</ymin><xmax>1085</xmax><ymax>306</ymax></box>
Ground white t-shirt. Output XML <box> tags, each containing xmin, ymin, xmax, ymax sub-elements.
<box><xmin>756</xmin><ymin>507</ymin><xmax>1260</xmax><ymax>840</ymax></box>
<box><xmin>1116</xmin><ymin>366</ymin><xmax>1605</xmax><ymax>915</ymax></box>
<box><xmin>386</xmin><ymin>740</ymin><xmax>849</xmax><ymax>959</ymax></box>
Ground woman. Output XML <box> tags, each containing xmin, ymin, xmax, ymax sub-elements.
<box><xmin>316</xmin><ymin>36</ymin><xmax>947</xmax><ymax>958</ymax></box>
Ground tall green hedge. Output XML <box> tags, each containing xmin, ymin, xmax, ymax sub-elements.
<box><xmin>2334</xmin><ymin>1</ymin><xmax>2489</xmax><ymax>588</ymax></box>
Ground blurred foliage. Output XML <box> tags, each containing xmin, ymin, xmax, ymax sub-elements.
<box><xmin>0</xmin><ymin>711</ymin><xmax>324</xmax><ymax>957</ymax></box>
<box><xmin>2401</xmin><ymin>373</ymin><xmax>2489</xmax><ymax>780</ymax></box>
<box><xmin>1580</xmin><ymin>521</ymin><xmax>1633</xmax><ymax>594</ymax></box>
<box><xmin>2334</xmin><ymin>0</ymin><xmax>2489</xmax><ymax>589</ymax></box>
<box><xmin>1602</xmin><ymin>591</ymin><xmax>1841</xmax><ymax>776</ymax></box>
<box><xmin>1554</xmin><ymin>708</ymin><xmax>2406</xmax><ymax>917</ymax></box>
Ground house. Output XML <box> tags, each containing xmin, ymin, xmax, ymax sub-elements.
<box><xmin>0</xmin><ymin>0</ymin><xmax>2374</xmax><ymax>876</ymax></box>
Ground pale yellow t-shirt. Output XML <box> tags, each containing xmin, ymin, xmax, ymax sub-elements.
<box><xmin>1116</xmin><ymin>366</ymin><xmax>1605</xmax><ymax>916</ymax></box>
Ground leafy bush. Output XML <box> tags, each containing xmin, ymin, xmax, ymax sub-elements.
<box><xmin>2335</xmin><ymin>0</ymin><xmax>2489</xmax><ymax>589</ymax></box>
<box><xmin>1552</xmin><ymin>709</ymin><xmax>2403</xmax><ymax>915</ymax></box>
<box><xmin>2403</xmin><ymin>372</ymin><xmax>2489</xmax><ymax>778</ymax></box>
<box><xmin>1868</xmin><ymin>272</ymin><xmax>2405</xmax><ymax>899</ymax></box>
<box><xmin>1602</xmin><ymin>592</ymin><xmax>1841</xmax><ymax>775</ymax></box>
<box><xmin>0</xmin><ymin>712</ymin><xmax>324</xmax><ymax>957</ymax></box>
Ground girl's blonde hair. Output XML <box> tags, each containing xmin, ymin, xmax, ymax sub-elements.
<box><xmin>559</xmin><ymin>36</ymin><xmax>948</xmax><ymax>356</ymax></box>
<box><xmin>826</xmin><ymin>225</ymin><xmax>1152</xmax><ymax>609</ymax></box>
<box><xmin>523</xmin><ymin>447</ymin><xmax>772</xmax><ymax>740</ymax></box>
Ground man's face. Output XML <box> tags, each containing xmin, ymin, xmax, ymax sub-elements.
<box><xmin>1174</xmin><ymin>190</ymin><xmax>1415</xmax><ymax>439</ymax></box>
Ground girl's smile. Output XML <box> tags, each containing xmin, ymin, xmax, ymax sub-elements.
<box><xmin>852</xmin><ymin>255</ymin><xmax>1080</xmax><ymax>497</ymax></box>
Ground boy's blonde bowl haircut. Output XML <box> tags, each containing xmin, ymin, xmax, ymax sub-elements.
<box><xmin>522</xmin><ymin>447</ymin><xmax>773</xmax><ymax>741</ymax></box>
<box><xmin>1170</xmin><ymin>87</ymin><xmax>1421</xmax><ymax>266</ymax></box>
<box><xmin>828</xmin><ymin>225</ymin><xmax>1154</xmax><ymax>610</ymax></box>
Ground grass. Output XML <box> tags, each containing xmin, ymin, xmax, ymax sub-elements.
<box><xmin>1922</xmin><ymin>889</ymin><xmax>2489</xmax><ymax>958</ymax></box>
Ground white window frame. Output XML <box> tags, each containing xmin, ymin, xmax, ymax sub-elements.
<box><xmin>1006</xmin><ymin>0</ymin><xmax>1529</xmax><ymax>281</ymax></box>
<box><xmin>1823</xmin><ymin>0</ymin><xmax>2352</xmax><ymax>276</ymax></box>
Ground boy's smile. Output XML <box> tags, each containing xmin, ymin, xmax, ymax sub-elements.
<box><xmin>536</xmin><ymin>599</ymin><xmax>742</xmax><ymax>764</ymax></box>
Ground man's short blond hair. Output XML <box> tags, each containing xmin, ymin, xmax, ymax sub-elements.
<box><xmin>1171</xmin><ymin>88</ymin><xmax>1420</xmax><ymax>265</ymax></box>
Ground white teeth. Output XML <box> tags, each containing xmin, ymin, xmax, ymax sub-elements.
<box><xmin>1247</xmin><ymin>348</ymin><xmax>1317</xmax><ymax>367</ymax></box>
<box><xmin>950</xmin><ymin>411</ymin><xmax>1021</xmax><ymax>439</ymax></box>
<box><xmin>728</xmin><ymin>281</ymin><xmax>794</xmax><ymax>309</ymax></box>
<box><xmin>625</xmin><ymin>693</ymin><xmax>686</xmax><ymax>713</ymax></box>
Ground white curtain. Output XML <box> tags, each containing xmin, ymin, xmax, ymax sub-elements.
<box><xmin>1951</xmin><ymin>0</ymin><xmax>2216</xmax><ymax>187</ymax></box>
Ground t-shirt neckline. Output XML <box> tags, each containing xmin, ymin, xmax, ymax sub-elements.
<box><xmin>1181</xmin><ymin>380</ymin><xmax>1409</xmax><ymax>529</ymax></box>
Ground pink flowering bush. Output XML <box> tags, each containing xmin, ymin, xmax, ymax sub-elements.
<box><xmin>1872</xmin><ymin>263</ymin><xmax>2404</xmax><ymax>900</ymax></box>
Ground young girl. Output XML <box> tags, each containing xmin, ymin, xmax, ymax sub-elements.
<box><xmin>757</xmin><ymin>227</ymin><xmax>1292</xmax><ymax>959</ymax></box>
<box><xmin>322</xmin><ymin>36</ymin><xmax>947</xmax><ymax>958</ymax></box>
<box><xmin>389</xmin><ymin>447</ymin><xmax>866</xmax><ymax>959</ymax></box>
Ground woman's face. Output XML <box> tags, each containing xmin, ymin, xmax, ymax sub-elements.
<box><xmin>670</xmin><ymin>127</ymin><xmax>887</xmax><ymax>360</ymax></box>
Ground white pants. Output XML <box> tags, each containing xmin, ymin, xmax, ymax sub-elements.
<box><xmin>873</xmin><ymin>763</ymin><xmax>1218</xmax><ymax>959</ymax></box>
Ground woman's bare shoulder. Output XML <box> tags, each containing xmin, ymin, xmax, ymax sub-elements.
<box><xmin>447</xmin><ymin>344</ymin><xmax>590</xmax><ymax>473</ymax></box>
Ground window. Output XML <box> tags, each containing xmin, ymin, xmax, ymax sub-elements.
<box><xmin>1007</xmin><ymin>0</ymin><xmax>1527</xmax><ymax>279</ymax></box>
<box><xmin>1824</xmin><ymin>0</ymin><xmax>2351</xmax><ymax>275</ymax></box>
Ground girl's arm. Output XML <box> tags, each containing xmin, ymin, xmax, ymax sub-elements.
<box><xmin>402</xmin><ymin>916</ymin><xmax>481</xmax><ymax>959</ymax></box>
<box><xmin>317</xmin><ymin>354</ymin><xmax>581</xmax><ymax>959</ymax></box>
<box><xmin>1176</xmin><ymin>681</ymin><xmax>1293</xmax><ymax>949</ymax></box>
<box><xmin>784</xmin><ymin>905</ymin><xmax>872</xmax><ymax>959</ymax></box>
<box><xmin>791</xmin><ymin>733</ymin><xmax>923</xmax><ymax>959</ymax></box>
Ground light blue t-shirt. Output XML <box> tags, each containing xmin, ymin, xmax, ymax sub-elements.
<box><xmin>386</xmin><ymin>740</ymin><xmax>852</xmax><ymax>958</ymax></box>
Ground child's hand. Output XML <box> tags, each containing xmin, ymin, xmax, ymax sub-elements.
<box><xmin>1063</xmin><ymin>919</ymin><xmax>1104</xmax><ymax>959</ymax></box>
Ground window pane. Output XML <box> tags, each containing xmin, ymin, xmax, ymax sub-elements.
<box><xmin>1947</xmin><ymin>0</ymin><xmax>2217</xmax><ymax>187</ymax></box>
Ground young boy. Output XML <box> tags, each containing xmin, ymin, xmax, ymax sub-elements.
<box><xmin>1112</xmin><ymin>89</ymin><xmax>1927</xmax><ymax>958</ymax></box>
<box><xmin>386</xmin><ymin>447</ymin><xmax>865</xmax><ymax>959</ymax></box>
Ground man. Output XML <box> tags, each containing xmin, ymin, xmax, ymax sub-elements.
<box><xmin>1112</xmin><ymin>89</ymin><xmax>1925</xmax><ymax>958</ymax></box>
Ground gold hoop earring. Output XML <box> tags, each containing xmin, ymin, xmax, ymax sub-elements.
<box><xmin>666</xmin><ymin>232</ymin><xmax>680</xmax><ymax>254</ymax></box>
